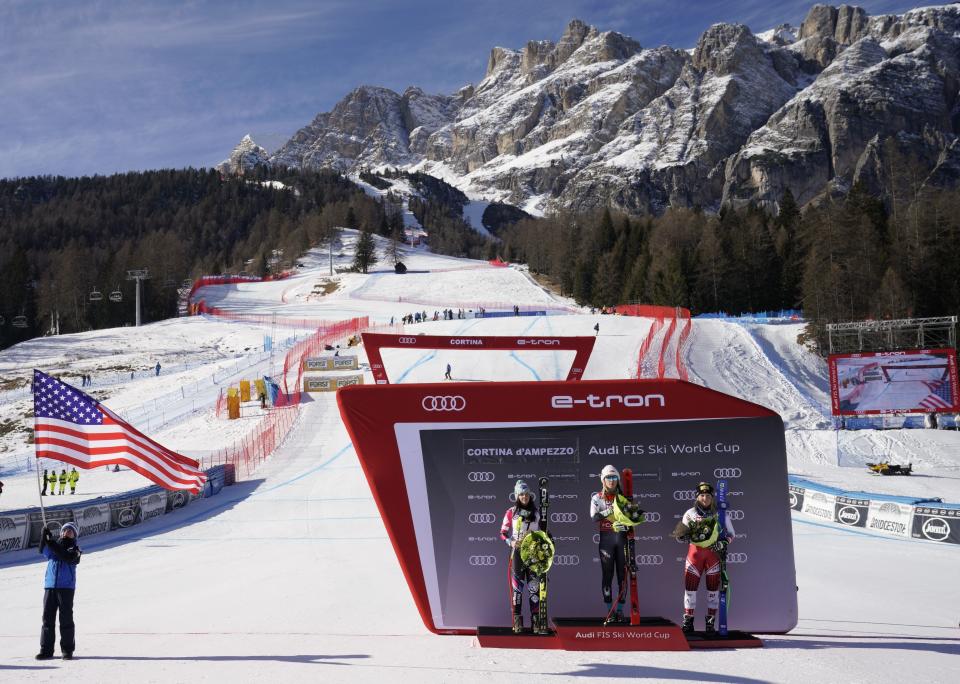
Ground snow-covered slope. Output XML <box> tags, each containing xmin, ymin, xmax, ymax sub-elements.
<box><xmin>1</xmin><ymin>243</ymin><xmax>958</xmax><ymax>681</ymax></box>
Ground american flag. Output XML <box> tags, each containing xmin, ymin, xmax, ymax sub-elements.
<box><xmin>33</xmin><ymin>370</ymin><xmax>207</xmax><ymax>493</ymax></box>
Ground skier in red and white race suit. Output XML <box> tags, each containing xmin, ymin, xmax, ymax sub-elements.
<box><xmin>672</xmin><ymin>482</ymin><xmax>735</xmax><ymax>634</ymax></box>
<box><xmin>499</xmin><ymin>480</ymin><xmax>541</xmax><ymax>633</ymax></box>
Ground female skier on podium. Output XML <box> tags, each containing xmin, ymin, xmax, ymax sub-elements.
<box><xmin>499</xmin><ymin>480</ymin><xmax>542</xmax><ymax>633</ymax></box>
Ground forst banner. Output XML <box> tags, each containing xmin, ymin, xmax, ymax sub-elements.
<box><xmin>338</xmin><ymin>379</ymin><xmax>797</xmax><ymax>635</ymax></box>
<box><xmin>828</xmin><ymin>348</ymin><xmax>959</xmax><ymax>415</ymax></box>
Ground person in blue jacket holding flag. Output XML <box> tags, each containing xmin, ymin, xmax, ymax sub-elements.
<box><xmin>36</xmin><ymin>521</ymin><xmax>82</xmax><ymax>660</ymax></box>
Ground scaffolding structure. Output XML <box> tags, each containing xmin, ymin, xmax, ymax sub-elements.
<box><xmin>826</xmin><ymin>316</ymin><xmax>957</xmax><ymax>355</ymax></box>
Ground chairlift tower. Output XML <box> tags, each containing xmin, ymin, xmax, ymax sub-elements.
<box><xmin>126</xmin><ymin>269</ymin><xmax>151</xmax><ymax>327</ymax></box>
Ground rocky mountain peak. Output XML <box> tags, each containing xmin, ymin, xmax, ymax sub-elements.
<box><xmin>227</xmin><ymin>3</ymin><xmax>960</xmax><ymax>218</ymax></box>
<box><xmin>217</xmin><ymin>135</ymin><xmax>269</xmax><ymax>174</ymax></box>
<box><xmin>692</xmin><ymin>23</ymin><xmax>761</xmax><ymax>74</ymax></box>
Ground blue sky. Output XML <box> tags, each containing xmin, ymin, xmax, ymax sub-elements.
<box><xmin>0</xmin><ymin>0</ymin><xmax>925</xmax><ymax>179</ymax></box>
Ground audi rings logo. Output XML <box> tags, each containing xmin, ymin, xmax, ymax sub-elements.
<box><xmin>714</xmin><ymin>467</ymin><xmax>742</xmax><ymax>478</ymax></box>
<box><xmin>422</xmin><ymin>395</ymin><xmax>466</xmax><ymax>411</ymax></box>
<box><xmin>398</xmin><ymin>337</ymin><xmax>417</xmax><ymax>344</ymax></box>
<box><xmin>553</xmin><ymin>555</ymin><xmax>580</xmax><ymax>566</ymax></box>
<box><xmin>727</xmin><ymin>509</ymin><xmax>745</xmax><ymax>521</ymax></box>
<box><xmin>643</xmin><ymin>512</ymin><xmax>661</xmax><ymax>523</ymax></box>
<box><xmin>468</xmin><ymin>513</ymin><xmax>497</xmax><ymax>524</ymax></box>
<box><xmin>673</xmin><ymin>490</ymin><xmax>696</xmax><ymax>501</ymax></box>
<box><xmin>469</xmin><ymin>555</ymin><xmax>497</xmax><ymax>566</ymax></box>
<box><xmin>726</xmin><ymin>552</ymin><xmax>748</xmax><ymax>564</ymax></box>
<box><xmin>551</xmin><ymin>512</ymin><xmax>578</xmax><ymax>524</ymax></box>
<box><xmin>468</xmin><ymin>472</ymin><xmax>495</xmax><ymax>483</ymax></box>
<box><xmin>637</xmin><ymin>554</ymin><xmax>664</xmax><ymax>565</ymax></box>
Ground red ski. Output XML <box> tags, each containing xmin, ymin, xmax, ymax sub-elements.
<box><xmin>622</xmin><ymin>468</ymin><xmax>640</xmax><ymax>625</ymax></box>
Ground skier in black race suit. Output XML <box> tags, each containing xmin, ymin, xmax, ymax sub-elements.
<box><xmin>671</xmin><ymin>482</ymin><xmax>736</xmax><ymax>633</ymax></box>
<box><xmin>589</xmin><ymin>464</ymin><xmax>630</xmax><ymax>622</ymax></box>
<box><xmin>499</xmin><ymin>480</ymin><xmax>542</xmax><ymax>633</ymax></box>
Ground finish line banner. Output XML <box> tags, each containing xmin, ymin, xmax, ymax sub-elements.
<box><xmin>337</xmin><ymin>379</ymin><xmax>797</xmax><ymax>635</ymax></box>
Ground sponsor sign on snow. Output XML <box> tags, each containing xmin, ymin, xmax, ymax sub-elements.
<box><xmin>865</xmin><ymin>501</ymin><xmax>913</xmax><ymax>537</ymax></box>
<box><xmin>0</xmin><ymin>513</ymin><xmax>30</xmax><ymax>554</ymax></box>
<box><xmin>801</xmin><ymin>491</ymin><xmax>836</xmax><ymax>521</ymax></box>
<box><xmin>76</xmin><ymin>503</ymin><xmax>112</xmax><ymax>537</ymax></box>
<box><xmin>834</xmin><ymin>496</ymin><xmax>869</xmax><ymax>528</ymax></box>
<box><xmin>912</xmin><ymin>506</ymin><xmax>960</xmax><ymax>545</ymax></box>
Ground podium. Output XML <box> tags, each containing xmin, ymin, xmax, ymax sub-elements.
<box><xmin>476</xmin><ymin>617</ymin><xmax>763</xmax><ymax>651</ymax></box>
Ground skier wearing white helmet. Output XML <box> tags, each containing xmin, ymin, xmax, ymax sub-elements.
<box><xmin>499</xmin><ymin>479</ymin><xmax>542</xmax><ymax>633</ymax></box>
<box><xmin>589</xmin><ymin>465</ymin><xmax>630</xmax><ymax>622</ymax></box>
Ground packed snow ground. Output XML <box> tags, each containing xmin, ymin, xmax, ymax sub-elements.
<box><xmin>1</xmin><ymin>234</ymin><xmax>958</xmax><ymax>681</ymax></box>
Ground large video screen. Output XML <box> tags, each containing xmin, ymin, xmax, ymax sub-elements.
<box><xmin>828</xmin><ymin>348</ymin><xmax>960</xmax><ymax>415</ymax></box>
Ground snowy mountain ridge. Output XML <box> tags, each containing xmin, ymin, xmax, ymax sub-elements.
<box><xmin>219</xmin><ymin>3</ymin><xmax>960</xmax><ymax>215</ymax></box>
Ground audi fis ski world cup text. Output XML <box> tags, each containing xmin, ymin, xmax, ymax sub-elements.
<box><xmin>590</xmin><ymin>442</ymin><xmax>742</xmax><ymax>455</ymax></box>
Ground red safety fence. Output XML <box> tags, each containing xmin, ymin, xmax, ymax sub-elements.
<box><xmin>675</xmin><ymin>310</ymin><xmax>692</xmax><ymax>381</ymax></box>
<box><xmin>635</xmin><ymin>317</ymin><xmax>665</xmax><ymax>378</ymax></box>
<box><xmin>488</xmin><ymin>258</ymin><xmax>509</xmax><ymax>267</ymax></box>
<box><xmin>192</xmin><ymin>301</ymin><xmax>322</xmax><ymax>329</ymax></box>
<box><xmin>207</xmin><ymin>402</ymin><xmax>301</xmax><ymax>480</ymax></box>
<box><xmin>657</xmin><ymin>316</ymin><xmax>678</xmax><ymax>379</ymax></box>
<box><xmin>614</xmin><ymin>304</ymin><xmax>681</xmax><ymax>318</ymax></box>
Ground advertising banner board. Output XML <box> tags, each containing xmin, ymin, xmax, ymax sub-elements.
<box><xmin>833</xmin><ymin>495</ymin><xmax>869</xmax><ymax>528</ymax></box>
<box><xmin>828</xmin><ymin>348</ymin><xmax>959</xmax><ymax>415</ymax></box>
<box><xmin>338</xmin><ymin>379</ymin><xmax>797</xmax><ymax>635</ymax></box>
<box><xmin>0</xmin><ymin>513</ymin><xmax>30</xmax><ymax>554</ymax></box>
<box><xmin>912</xmin><ymin>506</ymin><xmax>960</xmax><ymax>545</ymax></box>
<box><xmin>866</xmin><ymin>500</ymin><xmax>913</xmax><ymax>537</ymax></box>
<box><xmin>362</xmin><ymin>333</ymin><xmax>595</xmax><ymax>385</ymax></box>
<box><xmin>75</xmin><ymin>502</ymin><xmax>112</xmax><ymax>537</ymax></box>
<box><xmin>140</xmin><ymin>492</ymin><xmax>168</xmax><ymax>523</ymax></box>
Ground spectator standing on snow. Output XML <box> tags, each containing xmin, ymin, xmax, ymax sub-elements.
<box><xmin>155</xmin><ymin>362</ymin><xmax>161</xmax><ymax>377</ymax></box>
<box><xmin>445</xmin><ymin>363</ymin><xmax>452</xmax><ymax>381</ymax></box>
<box><xmin>36</xmin><ymin>522</ymin><xmax>81</xmax><ymax>660</ymax></box>
<box><xmin>594</xmin><ymin>323</ymin><xmax>600</xmax><ymax>336</ymax></box>
<box><xmin>41</xmin><ymin>470</ymin><xmax>49</xmax><ymax>496</ymax></box>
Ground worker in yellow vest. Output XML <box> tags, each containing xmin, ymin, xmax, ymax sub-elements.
<box><xmin>68</xmin><ymin>468</ymin><xmax>79</xmax><ymax>495</ymax></box>
<box><xmin>48</xmin><ymin>471</ymin><xmax>59</xmax><ymax>495</ymax></box>
<box><xmin>58</xmin><ymin>469</ymin><xmax>68</xmax><ymax>495</ymax></box>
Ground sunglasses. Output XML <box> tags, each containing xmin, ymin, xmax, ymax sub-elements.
<box><xmin>604</xmin><ymin>475</ymin><xmax>619</xmax><ymax>481</ymax></box>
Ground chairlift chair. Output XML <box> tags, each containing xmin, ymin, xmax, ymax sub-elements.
<box><xmin>89</xmin><ymin>288</ymin><xmax>103</xmax><ymax>302</ymax></box>
<box><xmin>109</xmin><ymin>288</ymin><xmax>123</xmax><ymax>303</ymax></box>
<box><xmin>12</xmin><ymin>315</ymin><xmax>27</xmax><ymax>328</ymax></box>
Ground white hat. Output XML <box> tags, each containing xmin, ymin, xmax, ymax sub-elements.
<box><xmin>600</xmin><ymin>464</ymin><xmax>620</xmax><ymax>483</ymax></box>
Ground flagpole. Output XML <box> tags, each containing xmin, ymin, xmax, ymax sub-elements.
<box><xmin>34</xmin><ymin>458</ymin><xmax>48</xmax><ymax>529</ymax></box>
<box><xmin>31</xmin><ymin>372</ymin><xmax>48</xmax><ymax>530</ymax></box>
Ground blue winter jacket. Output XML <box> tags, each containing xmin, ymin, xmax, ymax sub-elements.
<box><xmin>41</xmin><ymin>536</ymin><xmax>81</xmax><ymax>589</ymax></box>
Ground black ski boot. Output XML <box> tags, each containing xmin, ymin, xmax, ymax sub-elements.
<box><xmin>615</xmin><ymin>608</ymin><xmax>625</xmax><ymax>624</ymax></box>
<box><xmin>705</xmin><ymin>614</ymin><xmax>716</xmax><ymax>634</ymax></box>
<box><xmin>533</xmin><ymin>613</ymin><xmax>550</xmax><ymax>635</ymax></box>
<box><xmin>35</xmin><ymin>653</ymin><xmax>55</xmax><ymax>661</ymax></box>
<box><xmin>512</xmin><ymin>614</ymin><xmax>523</xmax><ymax>634</ymax></box>
<box><xmin>681</xmin><ymin>614</ymin><xmax>695</xmax><ymax>634</ymax></box>
<box><xmin>62</xmin><ymin>652</ymin><xmax>74</xmax><ymax>660</ymax></box>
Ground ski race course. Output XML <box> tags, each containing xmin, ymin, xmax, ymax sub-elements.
<box><xmin>1</xmin><ymin>233</ymin><xmax>957</xmax><ymax>682</ymax></box>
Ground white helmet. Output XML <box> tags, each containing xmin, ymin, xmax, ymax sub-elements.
<box><xmin>600</xmin><ymin>465</ymin><xmax>620</xmax><ymax>483</ymax></box>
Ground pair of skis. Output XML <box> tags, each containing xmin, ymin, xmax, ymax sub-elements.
<box><xmin>536</xmin><ymin>476</ymin><xmax>551</xmax><ymax>634</ymax></box>
<box><xmin>622</xmin><ymin>468</ymin><xmax>641</xmax><ymax>626</ymax></box>
<box><xmin>716</xmin><ymin>478</ymin><xmax>730</xmax><ymax>636</ymax></box>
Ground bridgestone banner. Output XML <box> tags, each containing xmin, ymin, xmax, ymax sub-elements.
<box><xmin>912</xmin><ymin>506</ymin><xmax>960</xmax><ymax>545</ymax></box>
<box><xmin>0</xmin><ymin>513</ymin><xmax>29</xmax><ymax>553</ymax></box>
<box><xmin>140</xmin><ymin>492</ymin><xmax>168</xmax><ymax>523</ymax></box>
<box><xmin>866</xmin><ymin>500</ymin><xmax>913</xmax><ymax>537</ymax></box>
<box><xmin>338</xmin><ymin>378</ymin><xmax>797</xmax><ymax>635</ymax></box>
<box><xmin>801</xmin><ymin>491</ymin><xmax>836</xmax><ymax>522</ymax></box>
<box><xmin>75</xmin><ymin>502</ymin><xmax>112</xmax><ymax>537</ymax></box>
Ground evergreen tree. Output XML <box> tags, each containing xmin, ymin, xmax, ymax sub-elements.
<box><xmin>353</xmin><ymin>228</ymin><xmax>378</xmax><ymax>274</ymax></box>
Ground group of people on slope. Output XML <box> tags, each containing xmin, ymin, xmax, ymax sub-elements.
<box><xmin>41</xmin><ymin>468</ymin><xmax>80</xmax><ymax>496</ymax></box>
<box><xmin>499</xmin><ymin>467</ymin><xmax>734</xmax><ymax>634</ymax></box>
